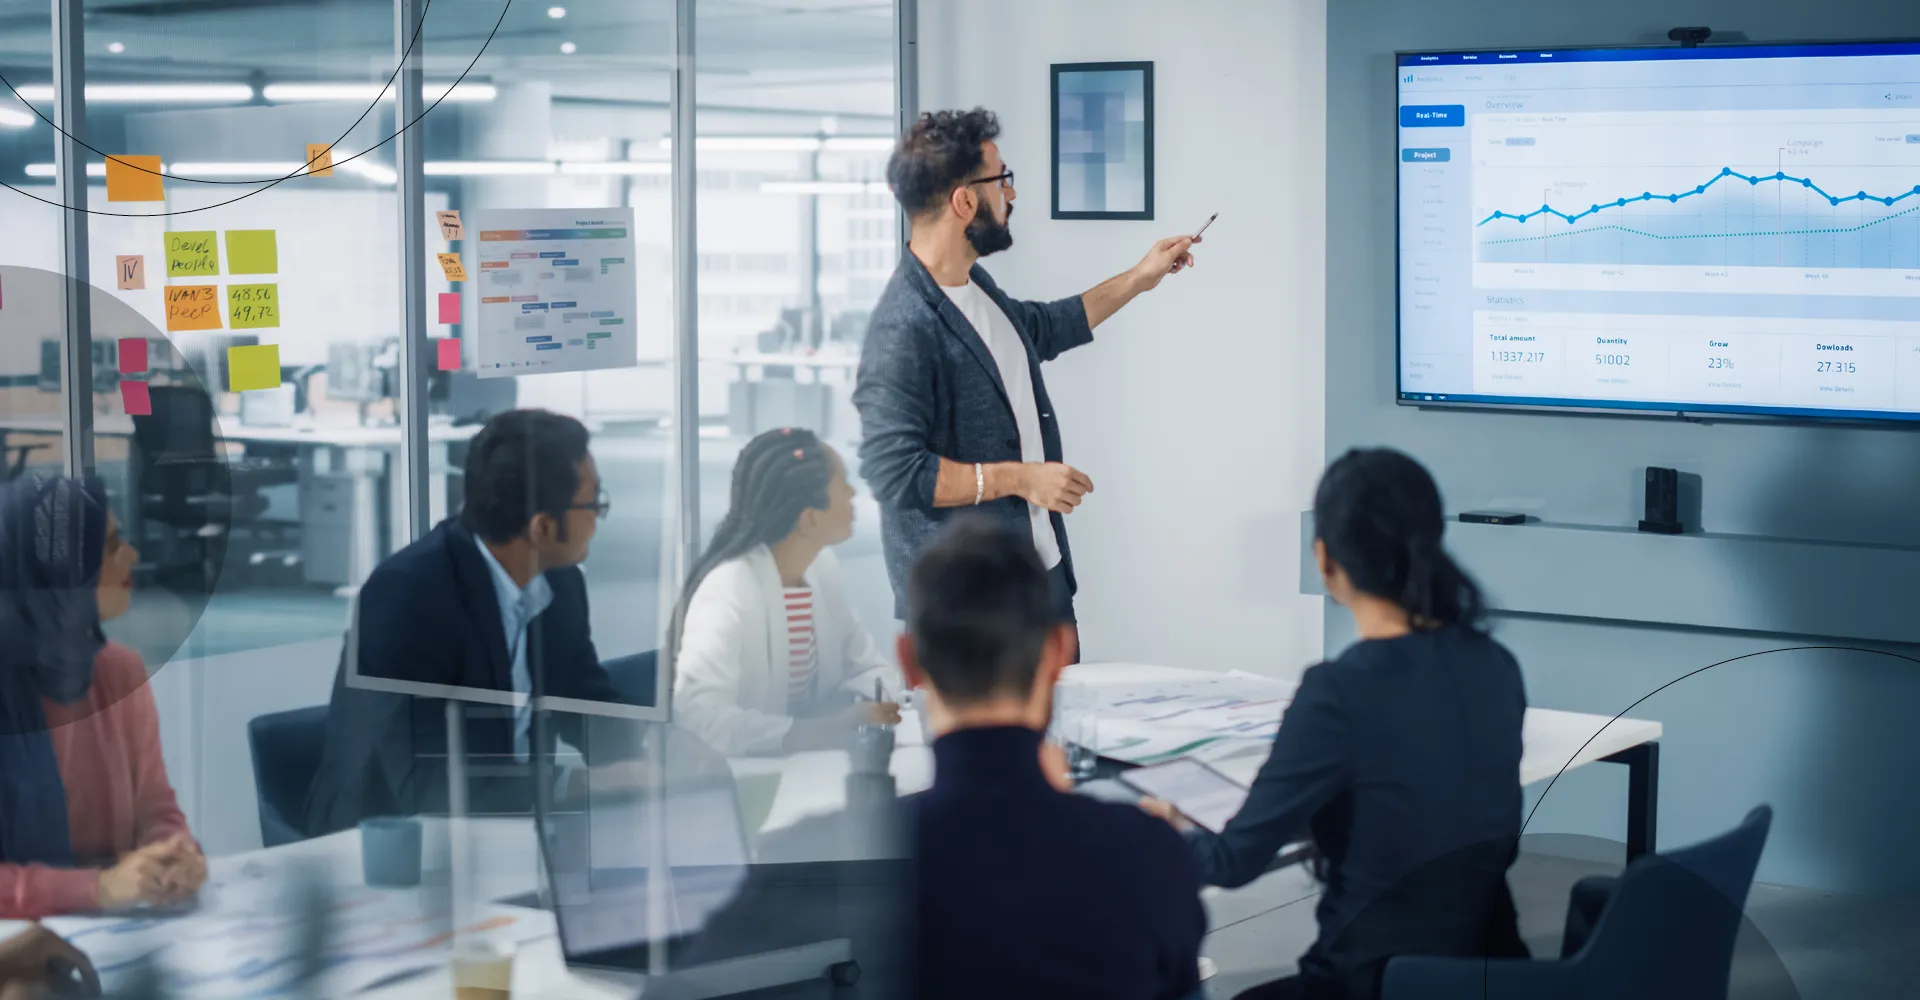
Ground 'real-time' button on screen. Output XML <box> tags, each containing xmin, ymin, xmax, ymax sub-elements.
<box><xmin>1399</xmin><ymin>104</ymin><xmax>1465</xmax><ymax>127</ymax></box>
<box><xmin>1401</xmin><ymin>148</ymin><xmax>1451</xmax><ymax>162</ymax></box>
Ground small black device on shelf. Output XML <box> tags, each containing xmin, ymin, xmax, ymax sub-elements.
<box><xmin>1639</xmin><ymin>467</ymin><xmax>1684</xmax><ymax>534</ymax></box>
<box><xmin>1458</xmin><ymin>511</ymin><xmax>1526</xmax><ymax>526</ymax></box>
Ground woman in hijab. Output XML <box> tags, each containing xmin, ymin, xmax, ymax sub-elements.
<box><xmin>0</xmin><ymin>475</ymin><xmax>204</xmax><ymax>917</ymax></box>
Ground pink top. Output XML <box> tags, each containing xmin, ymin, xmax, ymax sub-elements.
<box><xmin>0</xmin><ymin>642</ymin><xmax>193</xmax><ymax>918</ymax></box>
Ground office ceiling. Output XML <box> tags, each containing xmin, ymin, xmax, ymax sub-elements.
<box><xmin>0</xmin><ymin>0</ymin><xmax>894</xmax><ymax>110</ymax></box>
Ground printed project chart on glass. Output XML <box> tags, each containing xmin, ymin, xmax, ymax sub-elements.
<box><xmin>473</xmin><ymin>208</ymin><xmax>639</xmax><ymax>377</ymax></box>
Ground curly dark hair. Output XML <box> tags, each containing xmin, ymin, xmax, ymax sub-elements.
<box><xmin>887</xmin><ymin>108</ymin><xmax>1002</xmax><ymax>219</ymax></box>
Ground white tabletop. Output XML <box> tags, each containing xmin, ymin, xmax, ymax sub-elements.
<box><xmin>725</xmin><ymin>662</ymin><xmax>1662</xmax><ymax>839</ymax></box>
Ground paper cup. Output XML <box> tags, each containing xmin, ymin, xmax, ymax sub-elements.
<box><xmin>451</xmin><ymin>941</ymin><xmax>515</xmax><ymax>1000</ymax></box>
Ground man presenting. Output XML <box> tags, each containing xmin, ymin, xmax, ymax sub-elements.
<box><xmin>854</xmin><ymin>108</ymin><xmax>1197</xmax><ymax>649</ymax></box>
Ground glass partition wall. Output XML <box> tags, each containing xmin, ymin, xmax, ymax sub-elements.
<box><xmin>3</xmin><ymin>0</ymin><xmax>907</xmax><ymax>969</ymax></box>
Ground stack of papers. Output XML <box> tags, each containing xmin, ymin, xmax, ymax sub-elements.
<box><xmin>1080</xmin><ymin>670</ymin><xmax>1295</xmax><ymax>767</ymax></box>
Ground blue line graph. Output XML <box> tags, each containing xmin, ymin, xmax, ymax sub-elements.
<box><xmin>1476</xmin><ymin>168</ymin><xmax>1920</xmax><ymax>228</ymax></box>
<box><xmin>1476</xmin><ymin>168</ymin><xmax>1920</xmax><ymax>269</ymax></box>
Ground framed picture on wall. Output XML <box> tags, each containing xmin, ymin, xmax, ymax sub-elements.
<box><xmin>1051</xmin><ymin>61</ymin><xmax>1154</xmax><ymax>220</ymax></box>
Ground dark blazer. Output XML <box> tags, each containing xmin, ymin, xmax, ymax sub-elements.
<box><xmin>302</xmin><ymin>518</ymin><xmax>622</xmax><ymax>836</ymax></box>
<box><xmin>1189</xmin><ymin>627</ymin><xmax>1529</xmax><ymax>999</ymax></box>
<box><xmin>853</xmin><ymin>252</ymin><xmax>1094</xmax><ymax>616</ymax></box>
<box><xmin>676</xmin><ymin>727</ymin><xmax>1203</xmax><ymax>1000</ymax></box>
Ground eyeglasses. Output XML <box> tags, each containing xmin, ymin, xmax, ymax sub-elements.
<box><xmin>569</xmin><ymin>487</ymin><xmax>611</xmax><ymax>520</ymax></box>
<box><xmin>965</xmin><ymin>169</ymin><xmax>1014</xmax><ymax>190</ymax></box>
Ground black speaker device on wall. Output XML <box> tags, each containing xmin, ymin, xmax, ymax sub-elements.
<box><xmin>1639</xmin><ymin>467</ymin><xmax>1683</xmax><ymax>534</ymax></box>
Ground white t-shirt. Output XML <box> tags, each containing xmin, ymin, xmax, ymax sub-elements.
<box><xmin>939</xmin><ymin>281</ymin><xmax>1063</xmax><ymax>570</ymax></box>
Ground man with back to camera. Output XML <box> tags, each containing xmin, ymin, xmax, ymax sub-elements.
<box><xmin>304</xmin><ymin>408</ymin><xmax>631</xmax><ymax>835</ymax></box>
<box><xmin>855</xmin><ymin>108</ymin><xmax>1199</xmax><ymax>657</ymax></box>
<box><xmin>676</xmin><ymin>517</ymin><xmax>1207</xmax><ymax>999</ymax></box>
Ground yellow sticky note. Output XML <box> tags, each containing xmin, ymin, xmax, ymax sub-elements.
<box><xmin>165</xmin><ymin>232</ymin><xmax>219</xmax><ymax>278</ymax></box>
<box><xmin>164</xmin><ymin>285</ymin><xmax>222</xmax><ymax>332</ymax></box>
<box><xmin>226</xmin><ymin>230</ymin><xmax>278</xmax><ymax>275</ymax></box>
<box><xmin>227</xmin><ymin>344</ymin><xmax>282</xmax><ymax>392</ymax></box>
<box><xmin>227</xmin><ymin>283</ymin><xmax>281</xmax><ymax>329</ymax></box>
<box><xmin>105</xmin><ymin>155</ymin><xmax>163</xmax><ymax>202</ymax></box>
<box><xmin>437</xmin><ymin>252</ymin><xmax>468</xmax><ymax>282</ymax></box>
<box><xmin>305</xmin><ymin>143</ymin><xmax>334</xmax><ymax>177</ymax></box>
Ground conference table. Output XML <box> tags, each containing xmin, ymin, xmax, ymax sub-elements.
<box><xmin>0</xmin><ymin>661</ymin><xmax>1661</xmax><ymax>999</ymax></box>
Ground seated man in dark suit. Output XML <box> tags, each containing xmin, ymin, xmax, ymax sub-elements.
<box><xmin>303</xmin><ymin>409</ymin><xmax>627</xmax><ymax>835</ymax></box>
<box><xmin>668</xmin><ymin>517</ymin><xmax>1205</xmax><ymax>999</ymax></box>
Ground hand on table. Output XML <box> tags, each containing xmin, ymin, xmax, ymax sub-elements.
<box><xmin>0</xmin><ymin>924</ymin><xmax>97</xmax><ymax>998</ymax></box>
<box><xmin>1017</xmin><ymin>463</ymin><xmax>1093</xmax><ymax>515</ymax></box>
<box><xmin>97</xmin><ymin>835</ymin><xmax>200</xmax><ymax>910</ymax></box>
<box><xmin>851</xmin><ymin>700</ymin><xmax>902</xmax><ymax>727</ymax></box>
<box><xmin>1039</xmin><ymin>741</ymin><xmax>1075</xmax><ymax>793</ymax></box>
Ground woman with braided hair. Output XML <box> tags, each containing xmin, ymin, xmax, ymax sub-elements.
<box><xmin>671</xmin><ymin>428</ymin><xmax>902</xmax><ymax>756</ymax></box>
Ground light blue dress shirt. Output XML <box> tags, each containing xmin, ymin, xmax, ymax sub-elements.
<box><xmin>474</xmin><ymin>538</ymin><xmax>554</xmax><ymax>763</ymax></box>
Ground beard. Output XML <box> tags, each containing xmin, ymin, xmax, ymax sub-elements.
<box><xmin>965</xmin><ymin>199</ymin><xmax>1014</xmax><ymax>257</ymax></box>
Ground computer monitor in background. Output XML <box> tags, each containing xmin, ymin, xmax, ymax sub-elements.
<box><xmin>38</xmin><ymin>339</ymin><xmax>61</xmax><ymax>393</ymax></box>
<box><xmin>327</xmin><ymin>342</ymin><xmax>386</xmax><ymax>404</ymax></box>
<box><xmin>438</xmin><ymin>370</ymin><xmax>518</xmax><ymax>425</ymax></box>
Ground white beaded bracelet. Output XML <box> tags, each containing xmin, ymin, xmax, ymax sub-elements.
<box><xmin>973</xmin><ymin>462</ymin><xmax>984</xmax><ymax>505</ymax></box>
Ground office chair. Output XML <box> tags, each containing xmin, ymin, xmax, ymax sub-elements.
<box><xmin>131</xmin><ymin>385</ymin><xmax>297</xmax><ymax>589</ymax></box>
<box><xmin>3</xmin><ymin>437</ymin><xmax>52</xmax><ymax>480</ymax></box>
<box><xmin>1378</xmin><ymin>805</ymin><xmax>1774</xmax><ymax>1000</ymax></box>
<box><xmin>602</xmin><ymin>650</ymin><xmax>660</xmax><ymax>708</ymax></box>
<box><xmin>247</xmin><ymin>705</ymin><xmax>331</xmax><ymax>848</ymax></box>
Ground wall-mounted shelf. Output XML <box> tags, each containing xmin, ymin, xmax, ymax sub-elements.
<box><xmin>1297</xmin><ymin>513</ymin><xmax>1920</xmax><ymax>644</ymax></box>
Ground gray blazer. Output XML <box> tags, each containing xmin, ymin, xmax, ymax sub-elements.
<box><xmin>852</xmin><ymin>251</ymin><xmax>1094</xmax><ymax>617</ymax></box>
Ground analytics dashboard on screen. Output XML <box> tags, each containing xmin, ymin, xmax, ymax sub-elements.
<box><xmin>1396</xmin><ymin>41</ymin><xmax>1920</xmax><ymax>422</ymax></box>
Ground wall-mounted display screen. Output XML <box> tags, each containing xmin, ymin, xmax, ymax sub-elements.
<box><xmin>1397</xmin><ymin>41</ymin><xmax>1920</xmax><ymax>422</ymax></box>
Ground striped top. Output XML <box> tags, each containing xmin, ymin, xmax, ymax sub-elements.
<box><xmin>784</xmin><ymin>586</ymin><xmax>819</xmax><ymax>708</ymax></box>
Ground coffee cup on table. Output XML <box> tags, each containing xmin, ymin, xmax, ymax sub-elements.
<box><xmin>358</xmin><ymin>816</ymin><xmax>423</xmax><ymax>888</ymax></box>
<box><xmin>452</xmin><ymin>940</ymin><xmax>515</xmax><ymax>1000</ymax></box>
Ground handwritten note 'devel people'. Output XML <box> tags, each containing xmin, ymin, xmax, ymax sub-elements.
<box><xmin>164</xmin><ymin>285</ymin><xmax>221</xmax><ymax>332</ymax></box>
<box><xmin>165</xmin><ymin>232</ymin><xmax>220</xmax><ymax>278</ymax></box>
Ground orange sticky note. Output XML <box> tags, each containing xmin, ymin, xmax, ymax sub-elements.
<box><xmin>119</xmin><ymin>381</ymin><xmax>152</xmax><ymax>416</ymax></box>
<box><xmin>115</xmin><ymin>255</ymin><xmax>145</xmax><ymax>290</ymax></box>
<box><xmin>436</xmin><ymin>338</ymin><xmax>462</xmax><ymax>371</ymax></box>
<box><xmin>437</xmin><ymin>252</ymin><xmax>468</xmax><ymax>282</ymax></box>
<box><xmin>437</xmin><ymin>210</ymin><xmax>464</xmax><ymax>240</ymax></box>
<box><xmin>305</xmin><ymin>143</ymin><xmax>334</xmax><ymax>177</ymax></box>
<box><xmin>164</xmin><ymin>285</ymin><xmax>222</xmax><ymax>332</ymax></box>
<box><xmin>105</xmin><ymin>155</ymin><xmax>164</xmax><ymax>202</ymax></box>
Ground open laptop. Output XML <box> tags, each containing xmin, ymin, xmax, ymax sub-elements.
<box><xmin>530</xmin><ymin>737</ymin><xmax>858</xmax><ymax>996</ymax></box>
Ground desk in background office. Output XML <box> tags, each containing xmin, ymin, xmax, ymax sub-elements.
<box><xmin>704</xmin><ymin>352</ymin><xmax>860</xmax><ymax>441</ymax></box>
<box><xmin>0</xmin><ymin>411</ymin><xmax>479</xmax><ymax>591</ymax></box>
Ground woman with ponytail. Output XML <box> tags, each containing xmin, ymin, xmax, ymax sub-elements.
<box><xmin>1146</xmin><ymin>448</ymin><xmax>1527</xmax><ymax>1000</ymax></box>
<box><xmin>672</xmin><ymin>428</ymin><xmax>902</xmax><ymax>756</ymax></box>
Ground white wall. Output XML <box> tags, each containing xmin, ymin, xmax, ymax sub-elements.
<box><xmin>920</xmin><ymin>0</ymin><xmax>1328</xmax><ymax>678</ymax></box>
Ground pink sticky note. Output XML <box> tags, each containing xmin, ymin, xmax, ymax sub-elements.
<box><xmin>118</xmin><ymin>337</ymin><xmax>148</xmax><ymax>374</ymax></box>
<box><xmin>436</xmin><ymin>338</ymin><xmax>462</xmax><ymax>371</ymax></box>
<box><xmin>119</xmin><ymin>380</ymin><xmax>152</xmax><ymax>416</ymax></box>
<box><xmin>438</xmin><ymin>292</ymin><xmax>461</xmax><ymax>325</ymax></box>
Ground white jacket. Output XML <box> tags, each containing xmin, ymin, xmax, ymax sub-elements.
<box><xmin>672</xmin><ymin>545</ymin><xmax>895</xmax><ymax>756</ymax></box>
